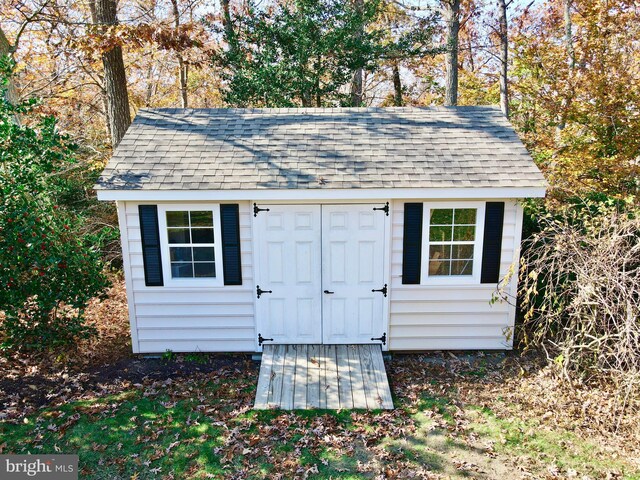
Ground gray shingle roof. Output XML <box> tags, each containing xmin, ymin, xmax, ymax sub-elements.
<box><xmin>96</xmin><ymin>106</ymin><xmax>546</xmax><ymax>191</ymax></box>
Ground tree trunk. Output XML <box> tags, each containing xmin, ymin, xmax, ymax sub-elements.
<box><xmin>351</xmin><ymin>70</ymin><xmax>363</xmax><ymax>107</ymax></box>
<box><xmin>442</xmin><ymin>0</ymin><xmax>459</xmax><ymax>106</ymax></box>
<box><xmin>101</xmin><ymin>95</ymin><xmax>112</xmax><ymax>140</ymax></box>
<box><xmin>350</xmin><ymin>0</ymin><xmax>364</xmax><ymax>106</ymax></box>
<box><xmin>0</xmin><ymin>27</ymin><xmax>20</xmax><ymax>108</ymax></box>
<box><xmin>87</xmin><ymin>2</ymin><xmax>111</xmax><ymax>139</ymax></box>
<box><xmin>498</xmin><ymin>0</ymin><xmax>509</xmax><ymax>118</ymax></box>
<box><xmin>392</xmin><ymin>62</ymin><xmax>403</xmax><ymax>106</ymax></box>
<box><xmin>557</xmin><ymin>0</ymin><xmax>574</xmax><ymax>133</ymax></box>
<box><xmin>170</xmin><ymin>0</ymin><xmax>188</xmax><ymax>108</ymax></box>
<box><xmin>92</xmin><ymin>0</ymin><xmax>131</xmax><ymax>148</ymax></box>
<box><xmin>564</xmin><ymin>0</ymin><xmax>575</xmax><ymax>69</ymax></box>
<box><xmin>221</xmin><ymin>0</ymin><xmax>236</xmax><ymax>56</ymax></box>
<box><xmin>467</xmin><ymin>37</ymin><xmax>475</xmax><ymax>72</ymax></box>
<box><xmin>145</xmin><ymin>61</ymin><xmax>155</xmax><ymax>107</ymax></box>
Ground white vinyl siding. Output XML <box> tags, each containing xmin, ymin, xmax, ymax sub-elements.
<box><xmin>116</xmin><ymin>197</ymin><xmax>523</xmax><ymax>354</ymax></box>
<box><xmin>389</xmin><ymin>199</ymin><xmax>521</xmax><ymax>351</ymax></box>
<box><xmin>119</xmin><ymin>201</ymin><xmax>255</xmax><ymax>353</ymax></box>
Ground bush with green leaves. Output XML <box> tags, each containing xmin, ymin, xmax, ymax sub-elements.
<box><xmin>0</xmin><ymin>59</ymin><xmax>109</xmax><ymax>351</ymax></box>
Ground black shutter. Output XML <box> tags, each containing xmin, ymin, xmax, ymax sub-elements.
<box><xmin>402</xmin><ymin>203</ymin><xmax>424</xmax><ymax>284</ymax></box>
<box><xmin>138</xmin><ymin>205</ymin><xmax>164</xmax><ymax>287</ymax></box>
<box><xmin>220</xmin><ymin>204</ymin><xmax>242</xmax><ymax>285</ymax></box>
<box><xmin>481</xmin><ymin>202</ymin><xmax>505</xmax><ymax>284</ymax></box>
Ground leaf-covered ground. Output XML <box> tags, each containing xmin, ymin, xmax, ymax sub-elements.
<box><xmin>1</xmin><ymin>278</ymin><xmax>639</xmax><ymax>479</ymax></box>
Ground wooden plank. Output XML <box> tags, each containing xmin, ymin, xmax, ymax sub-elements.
<box><xmin>324</xmin><ymin>346</ymin><xmax>340</xmax><ymax>409</ymax></box>
<box><xmin>368</xmin><ymin>344</ymin><xmax>394</xmax><ymax>409</ymax></box>
<box><xmin>318</xmin><ymin>345</ymin><xmax>328</xmax><ymax>409</ymax></box>
<box><xmin>280</xmin><ymin>345</ymin><xmax>296</xmax><ymax>410</ymax></box>
<box><xmin>255</xmin><ymin>344</ymin><xmax>394</xmax><ymax>411</ymax></box>
<box><xmin>358</xmin><ymin>345</ymin><xmax>381</xmax><ymax>409</ymax></box>
<box><xmin>293</xmin><ymin>345</ymin><xmax>308</xmax><ymax>409</ymax></box>
<box><xmin>336</xmin><ymin>345</ymin><xmax>354</xmax><ymax>409</ymax></box>
<box><xmin>307</xmin><ymin>344</ymin><xmax>321</xmax><ymax>409</ymax></box>
<box><xmin>348</xmin><ymin>345</ymin><xmax>368</xmax><ymax>409</ymax></box>
<box><xmin>254</xmin><ymin>345</ymin><xmax>275</xmax><ymax>409</ymax></box>
<box><xmin>267</xmin><ymin>344</ymin><xmax>286</xmax><ymax>408</ymax></box>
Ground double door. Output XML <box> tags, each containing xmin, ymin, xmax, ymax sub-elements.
<box><xmin>254</xmin><ymin>204</ymin><xmax>387</xmax><ymax>345</ymax></box>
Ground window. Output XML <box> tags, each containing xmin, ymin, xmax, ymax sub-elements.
<box><xmin>167</xmin><ymin>210</ymin><xmax>216</xmax><ymax>278</ymax></box>
<box><xmin>157</xmin><ymin>205</ymin><xmax>224</xmax><ymax>286</ymax></box>
<box><xmin>421</xmin><ymin>202</ymin><xmax>484</xmax><ymax>284</ymax></box>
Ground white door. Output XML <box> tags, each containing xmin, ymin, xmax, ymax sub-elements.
<box><xmin>255</xmin><ymin>205</ymin><xmax>322</xmax><ymax>344</ymax></box>
<box><xmin>322</xmin><ymin>205</ymin><xmax>387</xmax><ymax>344</ymax></box>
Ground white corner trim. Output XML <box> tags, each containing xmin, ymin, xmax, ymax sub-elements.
<box><xmin>506</xmin><ymin>201</ymin><xmax>525</xmax><ymax>348</ymax></box>
<box><xmin>116</xmin><ymin>201</ymin><xmax>140</xmax><ymax>353</ymax></box>
<box><xmin>96</xmin><ymin>186</ymin><xmax>546</xmax><ymax>202</ymax></box>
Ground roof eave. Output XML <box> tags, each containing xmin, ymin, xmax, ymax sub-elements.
<box><xmin>96</xmin><ymin>185</ymin><xmax>547</xmax><ymax>202</ymax></box>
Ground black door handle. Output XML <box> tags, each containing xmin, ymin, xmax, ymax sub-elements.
<box><xmin>324</xmin><ymin>290</ymin><xmax>334</xmax><ymax>294</ymax></box>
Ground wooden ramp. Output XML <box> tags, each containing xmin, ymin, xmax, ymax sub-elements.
<box><xmin>254</xmin><ymin>344</ymin><xmax>393</xmax><ymax>410</ymax></box>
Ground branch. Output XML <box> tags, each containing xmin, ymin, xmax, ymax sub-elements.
<box><xmin>11</xmin><ymin>0</ymin><xmax>53</xmax><ymax>53</ymax></box>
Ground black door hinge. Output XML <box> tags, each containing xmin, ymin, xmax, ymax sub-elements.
<box><xmin>373</xmin><ymin>202</ymin><xmax>389</xmax><ymax>216</ymax></box>
<box><xmin>371</xmin><ymin>332</ymin><xmax>387</xmax><ymax>345</ymax></box>
<box><xmin>372</xmin><ymin>284</ymin><xmax>388</xmax><ymax>297</ymax></box>
<box><xmin>256</xmin><ymin>285</ymin><xmax>273</xmax><ymax>298</ymax></box>
<box><xmin>258</xmin><ymin>333</ymin><xmax>273</xmax><ymax>346</ymax></box>
<box><xmin>253</xmin><ymin>203</ymin><xmax>270</xmax><ymax>217</ymax></box>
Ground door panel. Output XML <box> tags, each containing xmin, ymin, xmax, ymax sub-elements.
<box><xmin>322</xmin><ymin>205</ymin><xmax>386</xmax><ymax>344</ymax></box>
<box><xmin>255</xmin><ymin>205</ymin><xmax>322</xmax><ymax>344</ymax></box>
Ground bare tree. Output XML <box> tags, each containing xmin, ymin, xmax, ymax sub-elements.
<box><xmin>170</xmin><ymin>0</ymin><xmax>188</xmax><ymax>108</ymax></box>
<box><xmin>91</xmin><ymin>0</ymin><xmax>131</xmax><ymax>148</ymax></box>
<box><xmin>441</xmin><ymin>0</ymin><xmax>460</xmax><ymax>106</ymax></box>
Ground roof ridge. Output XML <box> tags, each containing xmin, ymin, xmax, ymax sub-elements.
<box><xmin>136</xmin><ymin>105</ymin><xmax>503</xmax><ymax>115</ymax></box>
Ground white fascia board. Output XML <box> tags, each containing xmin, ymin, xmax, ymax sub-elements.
<box><xmin>96</xmin><ymin>186</ymin><xmax>546</xmax><ymax>202</ymax></box>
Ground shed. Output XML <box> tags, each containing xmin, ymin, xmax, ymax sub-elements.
<box><xmin>96</xmin><ymin>106</ymin><xmax>546</xmax><ymax>354</ymax></box>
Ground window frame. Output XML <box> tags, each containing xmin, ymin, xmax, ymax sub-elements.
<box><xmin>420</xmin><ymin>201</ymin><xmax>485</xmax><ymax>285</ymax></box>
<box><xmin>157</xmin><ymin>204</ymin><xmax>225</xmax><ymax>287</ymax></box>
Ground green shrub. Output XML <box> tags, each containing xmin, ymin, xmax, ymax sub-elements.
<box><xmin>0</xmin><ymin>58</ymin><xmax>109</xmax><ymax>351</ymax></box>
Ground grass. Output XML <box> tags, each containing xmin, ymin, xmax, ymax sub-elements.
<box><xmin>3</xmin><ymin>390</ymin><xmax>227</xmax><ymax>479</ymax></box>
<box><xmin>2</xmin><ymin>361</ymin><xmax>639</xmax><ymax>479</ymax></box>
<box><xmin>468</xmin><ymin>406</ymin><xmax>640</xmax><ymax>479</ymax></box>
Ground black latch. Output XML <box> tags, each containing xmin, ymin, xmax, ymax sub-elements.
<box><xmin>372</xmin><ymin>284</ymin><xmax>388</xmax><ymax>297</ymax></box>
<box><xmin>258</xmin><ymin>334</ymin><xmax>273</xmax><ymax>346</ymax></box>
<box><xmin>253</xmin><ymin>203</ymin><xmax>270</xmax><ymax>217</ymax></box>
<box><xmin>373</xmin><ymin>202</ymin><xmax>389</xmax><ymax>216</ymax></box>
<box><xmin>371</xmin><ymin>332</ymin><xmax>387</xmax><ymax>345</ymax></box>
<box><xmin>256</xmin><ymin>285</ymin><xmax>273</xmax><ymax>298</ymax></box>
